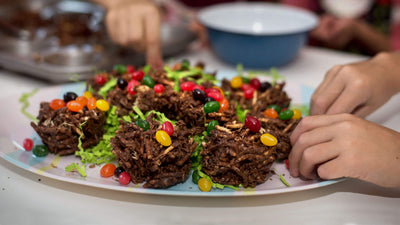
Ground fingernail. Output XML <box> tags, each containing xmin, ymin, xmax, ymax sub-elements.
<box><xmin>290</xmin><ymin>168</ymin><xmax>299</xmax><ymax>177</ymax></box>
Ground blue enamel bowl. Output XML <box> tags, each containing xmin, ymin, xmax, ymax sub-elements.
<box><xmin>198</xmin><ymin>2</ymin><xmax>318</xmax><ymax>69</ymax></box>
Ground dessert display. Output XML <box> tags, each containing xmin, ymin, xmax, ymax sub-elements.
<box><xmin>26</xmin><ymin>60</ymin><xmax>303</xmax><ymax>191</ymax></box>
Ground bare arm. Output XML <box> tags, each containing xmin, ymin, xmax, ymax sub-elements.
<box><xmin>353</xmin><ymin>19</ymin><xmax>391</xmax><ymax>54</ymax></box>
<box><xmin>311</xmin><ymin>51</ymin><xmax>400</xmax><ymax>117</ymax></box>
<box><xmin>90</xmin><ymin>0</ymin><xmax>163</xmax><ymax>68</ymax></box>
<box><xmin>310</xmin><ymin>15</ymin><xmax>391</xmax><ymax>55</ymax></box>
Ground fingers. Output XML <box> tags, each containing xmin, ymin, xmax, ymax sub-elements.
<box><xmin>310</xmin><ymin>65</ymin><xmax>344</xmax><ymax>115</ymax></box>
<box><xmin>143</xmin><ymin>6</ymin><xmax>162</xmax><ymax>68</ymax></box>
<box><xmin>105</xmin><ymin>11</ymin><xmax>119</xmax><ymax>44</ymax></box>
<box><xmin>289</xmin><ymin>119</ymin><xmax>341</xmax><ymax>178</ymax></box>
<box><xmin>190</xmin><ymin>20</ymin><xmax>209</xmax><ymax>47</ymax></box>
<box><xmin>118</xmin><ymin>9</ymin><xmax>130</xmax><ymax>46</ymax></box>
<box><xmin>324</xmin><ymin>83</ymin><xmax>368</xmax><ymax>115</ymax></box>
<box><xmin>310</xmin><ymin>15</ymin><xmax>335</xmax><ymax>41</ymax></box>
<box><xmin>107</xmin><ymin>9</ymin><xmax>137</xmax><ymax>46</ymax></box>
<box><xmin>290</xmin><ymin>114</ymin><xmax>348</xmax><ymax>144</ymax></box>
<box><xmin>317</xmin><ymin>156</ymin><xmax>347</xmax><ymax>180</ymax></box>
<box><xmin>351</xmin><ymin>104</ymin><xmax>375</xmax><ymax>118</ymax></box>
<box><xmin>298</xmin><ymin>142</ymin><xmax>340</xmax><ymax>179</ymax></box>
<box><xmin>289</xmin><ymin>114</ymin><xmax>355</xmax><ymax>179</ymax></box>
<box><xmin>311</xmin><ymin>63</ymin><xmax>372</xmax><ymax>116</ymax></box>
<box><xmin>128</xmin><ymin>9</ymin><xmax>144</xmax><ymax>49</ymax></box>
<box><xmin>105</xmin><ymin>3</ymin><xmax>163</xmax><ymax>67</ymax></box>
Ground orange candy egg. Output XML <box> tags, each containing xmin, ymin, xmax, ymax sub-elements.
<box><xmin>264</xmin><ymin>108</ymin><xmax>278</xmax><ymax>119</ymax></box>
<box><xmin>49</xmin><ymin>99</ymin><xmax>65</xmax><ymax>110</ymax></box>
<box><xmin>100</xmin><ymin>163</ymin><xmax>116</xmax><ymax>177</ymax></box>
<box><xmin>218</xmin><ymin>98</ymin><xmax>229</xmax><ymax>112</ymax></box>
<box><xmin>66</xmin><ymin>100</ymin><xmax>84</xmax><ymax>112</ymax></box>
<box><xmin>87</xmin><ymin>97</ymin><xmax>97</xmax><ymax>110</ymax></box>
<box><xmin>75</xmin><ymin>96</ymin><xmax>88</xmax><ymax>107</ymax></box>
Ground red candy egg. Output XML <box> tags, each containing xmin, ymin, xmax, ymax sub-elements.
<box><xmin>127</xmin><ymin>80</ymin><xmax>140</xmax><ymax>95</ymax></box>
<box><xmin>245</xmin><ymin>116</ymin><xmax>261</xmax><ymax>133</ymax></box>
<box><xmin>162</xmin><ymin>121</ymin><xmax>174</xmax><ymax>136</ymax></box>
<box><xmin>180</xmin><ymin>81</ymin><xmax>195</xmax><ymax>92</ymax></box>
<box><xmin>131</xmin><ymin>70</ymin><xmax>144</xmax><ymax>81</ymax></box>
<box><xmin>154</xmin><ymin>84</ymin><xmax>165</xmax><ymax>93</ymax></box>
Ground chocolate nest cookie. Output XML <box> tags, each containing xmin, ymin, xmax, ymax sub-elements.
<box><xmin>221</xmin><ymin>79</ymin><xmax>291</xmax><ymax>113</ymax></box>
<box><xmin>201</xmin><ymin>114</ymin><xmax>299</xmax><ymax>188</ymax></box>
<box><xmin>110</xmin><ymin>114</ymin><xmax>200</xmax><ymax>188</ymax></box>
<box><xmin>31</xmin><ymin>102</ymin><xmax>106</xmax><ymax>155</ymax></box>
<box><xmin>201</xmin><ymin>121</ymin><xmax>276</xmax><ymax>188</ymax></box>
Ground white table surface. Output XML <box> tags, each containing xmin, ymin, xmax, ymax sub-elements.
<box><xmin>1</xmin><ymin>46</ymin><xmax>400</xmax><ymax>225</ymax></box>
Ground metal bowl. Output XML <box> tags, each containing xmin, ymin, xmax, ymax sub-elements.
<box><xmin>0</xmin><ymin>0</ymin><xmax>196</xmax><ymax>83</ymax></box>
<box><xmin>42</xmin><ymin>44</ymin><xmax>105</xmax><ymax>67</ymax></box>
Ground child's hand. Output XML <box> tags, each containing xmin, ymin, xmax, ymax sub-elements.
<box><xmin>105</xmin><ymin>0</ymin><xmax>163</xmax><ymax>68</ymax></box>
<box><xmin>289</xmin><ymin>114</ymin><xmax>400</xmax><ymax>187</ymax></box>
<box><xmin>310</xmin><ymin>15</ymin><xmax>357</xmax><ymax>49</ymax></box>
<box><xmin>310</xmin><ymin>51</ymin><xmax>400</xmax><ymax>117</ymax></box>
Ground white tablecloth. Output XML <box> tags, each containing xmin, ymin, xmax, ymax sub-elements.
<box><xmin>1</xmin><ymin>46</ymin><xmax>400</xmax><ymax>225</ymax></box>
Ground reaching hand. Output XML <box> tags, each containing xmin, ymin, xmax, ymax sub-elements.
<box><xmin>289</xmin><ymin>113</ymin><xmax>400</xmax><ymax>187</ymax></box>
<box><xmin>105</xmin><ymin>0</ymin><xmax>163</xmax><ymax>68</ymax></box>
<box><xmin>310</xmin><ymin>14</ymin><xmax>357</xmax><ymax>49</ymax></box>
<box><xmin>310</xmin><ymin>51</ymin><xmax>400</xmax><ymax>117</ymax></box>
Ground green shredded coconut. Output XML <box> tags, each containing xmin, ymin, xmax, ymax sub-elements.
<box><xmin>145</xmin><ymin>110</ymin><xmax>176</xmax><ymax>125</ymax></box>
<box><xmin>132</xmin><ymin>106</ymin><xmax>177</xmax><ymax>125</ymax></box>
<box><xmin>236</xmin><ymin>104</ymin><xmax>249</xmax><ymax>123</ymax></box>
<box><xmin>77</xmin><ymin>122</ymin><xmax>87</xmax><ymax>152</ymax></box>
<box><xmin>69</xmin><ymin>73</ymin><xmax>81</xmax><ymax>82</ymax></box>
<box><xmin>236</xmin><ymin>64</ymin><xmax>244</xmax><ymax>76</ymax></box>
<box><xmin>98</xmin><ymin>77</ymin><xmax>117</xmax><ymax>99</ymax></box>
<box><xmin>19</xmin><ymin>89</ymin><xmax>39</xmax><ymax>123</ymax></box>
<box><xmin>272</xmin><ymin>168</ymin><xmax>291</xmax><ymax>187</ymax></box>
<box><xmin>290</xmin><ymin>104</ymin><xmax>310</xmax><ymax>117</ymax></box>
<box><xmin>133</xmin><ymin>105</ymin><xmax>146</xmax><ymax>120</ymax></box>
<box><xmin>65</xmin><ymin>163</ymin><xmax>87</xmax><ymax>177</ymax></box>
<box><xmin>246</xmin><ymin>68</ymin><xmax>285</xmax><ymax>85</ymax></box>
<box><xmin>87</xmin><ymin>85</ymin><xmax>95</xmax><ymax>94</ymax></box>
<box><xmin>164</xmin><ymin>65</ymin><xmax>217</xmax><ymax>92</ymax></box>
<box><xmin>122</xmin><ymin>115</ymin><xmax>132</xmax><ymax>123</ymax></box>
<box><xmin>67</xmin><ymin>106</ymin><xmax>119</xmax><ymax>171</ymax></box>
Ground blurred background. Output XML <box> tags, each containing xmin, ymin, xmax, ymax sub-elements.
<box><xmin>0</xmin><ymin>0</ymin><xmax>395</xmax><ymax>83</ymax></box>
<box><xmin>0</xmin><ymin>0</ymin><xmax>196</xmax><ymax>82</ymax></box>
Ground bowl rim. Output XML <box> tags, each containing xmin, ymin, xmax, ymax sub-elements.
<box><xmin>197</xmin><ymin>2</ymin><xmax>318</xmax><ymax>36</ymax></box>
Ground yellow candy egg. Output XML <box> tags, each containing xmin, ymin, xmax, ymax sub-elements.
<box><xmin>156</xmin><ymin>130</ymin><xmax>172</xmax><ymax>147</ymax></box>
<box><xmin>230</xmin><ymin>76</ymin><xmax>243</xmax><ymax>89</ymax></box>
<box><xmin>198</xmin><ymin>178</ymin><xmax>212</xmax><ymax>192</ymax></box>
<box><xmin>260</xmin><ymin>133</ymin><xmax>278</xmax><ymax>146</ymax></box>
<box><xmin>83</xmin><ymin>91</ymin><xmax>93</xmax><ymax>99</ymax></box>
<box><xmin>291</xmin><ymin>109</ymin><xmax>302</xmax><ymax>120</ymax></box>
<box><xmin>96</xmin><ymin>99</ymin><xmax>110</xmax><ymax>111</ymax></box>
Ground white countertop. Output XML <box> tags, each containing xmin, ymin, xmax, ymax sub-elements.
<box><xmin>1</xmin><ymin>46</ymin><xmax>400</xmax><ymax>225</ymax></box>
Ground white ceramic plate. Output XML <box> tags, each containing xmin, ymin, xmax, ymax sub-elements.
<box><xmin>0</xmin><ymin>70</ymin><xmax>341</xmax><ymax>196</ymax></box>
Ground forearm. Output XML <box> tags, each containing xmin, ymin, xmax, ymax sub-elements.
<box><xmin>371</xmin><ymin>50</ymin><xmax>400</xmax><ymax>94</ymax></box>
<box><xmin>354</xmin><ymin>20</ymin><xmax>391</xmax><ymax>54</ymax></box>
